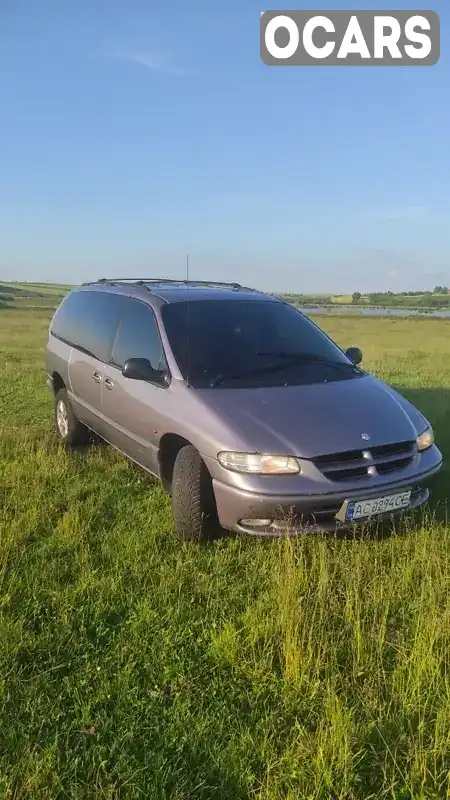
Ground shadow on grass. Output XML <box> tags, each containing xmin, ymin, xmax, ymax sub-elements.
<box><xmin>395</xmin><ymin>386</ymin><xmax>449</xmax><ymax>514</ymax></box>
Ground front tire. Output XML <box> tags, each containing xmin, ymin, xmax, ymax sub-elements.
<box><xmin>171</xmin><ymin>445</ymin><xmax>219</xmax><ymax>541</ymax></box>
<box><xmin>54</xmin><ymin>388</ymin><xmax>89</xmax><ymax>448</ymax></box>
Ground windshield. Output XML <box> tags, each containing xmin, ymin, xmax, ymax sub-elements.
<box><xmin>161</xmin><ymin>298</ymin><xmax>362</xmax><ymax>389</ymax></box>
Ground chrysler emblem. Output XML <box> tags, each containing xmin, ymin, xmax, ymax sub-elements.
<box><xmin>361</xmin><ymin>433</ymin><xmax>370</xmax><ymax>441</ymax></box>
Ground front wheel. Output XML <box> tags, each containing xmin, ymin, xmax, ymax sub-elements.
<box><xmin>171</xmin><ymin>445</ymin><xmax>220</xmax><ymax>541</ymax></box>
<box><xmin>54</xmin><ymin>388</ymin><xmax>89</xmax><ymax>448</ymax></box>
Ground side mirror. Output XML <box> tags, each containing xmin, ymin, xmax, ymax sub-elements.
<box><xmin>122</xmin><ymin>357</ymin><xmax>167</xmax><ymax>384</ymax></box>
<box><xmin>345</xmin><ymin>346</ymin><xmax>363</xmax><ymax>366</ymax></box>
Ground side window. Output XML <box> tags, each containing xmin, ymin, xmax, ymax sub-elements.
<box><xmin>110</xmin><ymin>299</ymin><xmax>167</xmax><ymax>371</ymax></box>
<box><xmin>51</xmin><ymin>290</ymin><xmax>125</xmax><ymax>362</ymax></box>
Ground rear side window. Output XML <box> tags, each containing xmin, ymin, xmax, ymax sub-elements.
<box><xmin>110</xmin><ymin>298</ymin><xmax>167</xmax><ymax>370</ymax></box>
<box><xmin>51</xmin><ymin>290</ymin><xmax>126</xmax><ymax>363</ymax></box>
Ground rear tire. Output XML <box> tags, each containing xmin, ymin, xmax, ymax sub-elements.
<box><xmin>171</xmin><ymin>445</ymin><xmax>219</xmax><ymax>541</ymax></box>
<box><xmin>54</xmin><ymin>388</ymin><xmax>89</xmax><ymax>449</ymax></box>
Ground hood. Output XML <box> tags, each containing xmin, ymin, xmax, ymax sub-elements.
<box><xmin>198</xmin><ymin>375</ymin><xmax>427</xmax><ymax>459</ymax></box>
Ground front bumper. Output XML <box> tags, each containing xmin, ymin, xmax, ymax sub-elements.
<box><xmin>212</xmin><ymin>455</ymin><xmax>442</xmax><ymax>537</ymax></box>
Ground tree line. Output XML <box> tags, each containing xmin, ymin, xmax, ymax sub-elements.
<box><xmin>352</xmin><ymin>288</ymin><xmax>450</xmax><ymax>308</ymax></box>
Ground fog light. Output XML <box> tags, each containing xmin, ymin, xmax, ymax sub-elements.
<box><xmin>240</xmin><ymin>518</ymin><xmax>272</xmax><ymax>527</ymax></box>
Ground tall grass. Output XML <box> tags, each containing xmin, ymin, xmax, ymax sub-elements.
<box><xmin>0</xmin><ymin>308</ymin><xmax>449</xmax><ymax>798</ymax></box>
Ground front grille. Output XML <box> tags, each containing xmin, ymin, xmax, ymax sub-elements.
<box><xmin>313</xmin><ymin>440</ymin><xmax>417</xmax><ymax>482</ymax></box>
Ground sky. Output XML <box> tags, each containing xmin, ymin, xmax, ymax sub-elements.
<box><xmin>0</xmin><ymin>0</ymin><xmax>449</xmax><ymax>293</ymax></box>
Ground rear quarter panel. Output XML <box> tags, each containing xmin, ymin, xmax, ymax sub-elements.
<box><xmin>45</xmin><ymin>333</ymin><xmax>71</xmax><ymax>391</ymax></box>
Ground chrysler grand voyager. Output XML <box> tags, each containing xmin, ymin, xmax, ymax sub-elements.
<box><xmin>45</xmin><ymin>278</ymin><xmax>442</xmax><ymax>540</ymax></box>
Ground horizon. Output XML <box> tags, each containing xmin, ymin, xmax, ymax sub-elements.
<box><xmin>2</xmin><ymin>278</ymin><xmax>449</xmax><ymax>296</ymax></box>
<box><xmin>1</xmin><ymin>0</ymin><xmax>449</xmax><ymax>291</ymax></box>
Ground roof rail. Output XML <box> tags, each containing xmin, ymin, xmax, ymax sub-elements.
<box><xmin>81</xmin><ymin>278</ymin><xmax>166</xmax><ymax>287</ymax></box>
<box><xmin>87</xmin><ymin>278</ymin><xmax>251</xmax><ymax>291</ymax></box>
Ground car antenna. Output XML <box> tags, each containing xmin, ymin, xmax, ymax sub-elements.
<box><xmin>185</xmin><ymin>253</ymin><xmax>190</xmax><ymax>387</ymax></box>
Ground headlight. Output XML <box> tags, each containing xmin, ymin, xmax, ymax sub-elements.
<box><xmin>417</xmin><ymin>426</ymin><xmax>434</xmax><ymax>452</ymax></box>
<box><xmin>217</xmin><ymin>452</ymin><xmax>300</xmax><ymax>474</ymax></box>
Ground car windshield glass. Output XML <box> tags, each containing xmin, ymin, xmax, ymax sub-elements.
<box><xmin>161</xmin><ymin>298</ymin><xmax>363</xmax><ymax>389</ymax></box>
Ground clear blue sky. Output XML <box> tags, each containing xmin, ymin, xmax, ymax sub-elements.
<box><xmin>0</xmin><ymin>0</ymin><xmax>449</xmax><ymax>293</ymax></box>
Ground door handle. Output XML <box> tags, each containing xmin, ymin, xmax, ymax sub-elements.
<box><xmin>104</xmin><ymin>377</ymin><xmax>114</xmax><ymax>390</ymax></box>
<box><xmin>92</xmin><ymin>371</ymin><xmax>102</xmax><ymax>383</ymax></box>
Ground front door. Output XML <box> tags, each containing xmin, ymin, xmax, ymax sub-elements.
<box><xmin>100</xmin><ymin>298</ymin><xmax>170</xmax><ymax>474</ymax></box>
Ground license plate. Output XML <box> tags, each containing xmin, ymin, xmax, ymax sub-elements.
<box><xmin>343</xmin><ymin>490</ymin><xmax>412</xmax><ymax>522</ymax></box>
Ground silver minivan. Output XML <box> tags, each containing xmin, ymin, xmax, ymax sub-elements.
<box><xmin>45</xmin><ymin>278</ymin><xmax>443</xmax><ymax>540</ymax></box>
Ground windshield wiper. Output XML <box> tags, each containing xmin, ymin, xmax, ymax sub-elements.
<box><xmin>256</xmin><ymin>351</ymin><xmax>361</xmax><ymax>369</ymax></box>
<box><xmin>210</xmin><ymin>352</ymin><xmax>361</xmax><ymax>388</ymax></box>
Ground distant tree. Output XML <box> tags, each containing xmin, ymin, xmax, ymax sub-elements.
<box><xmin>352</xmin><ymin>292</ymin><xmax>362</xmax><ymax>303</ymax></box>
<box><xmin>434</xmin><ymin>285</ymin><xmax>449</xmax><ymax>294</ymax></box>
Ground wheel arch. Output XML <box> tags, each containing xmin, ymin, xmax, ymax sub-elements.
<box><xmin>158</xmin><ymin>433</ymin><xmax>215</xmax><ymax>493</ymax></box>
<box><xmin>51</xmin><ymin>371</ymin><xmax>66</xmax><ymax>395</ymax></box>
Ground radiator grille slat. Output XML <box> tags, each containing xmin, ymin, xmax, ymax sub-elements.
<box><xmin>312</xmin><ymin>440</ymin><xmax>417</xmax><ymax>482</ymax></box>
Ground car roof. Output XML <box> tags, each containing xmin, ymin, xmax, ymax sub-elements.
<box><xmin>77</xmin><ymin>279</ymin><xmax>278</xmax><ymax>306</ymax></box>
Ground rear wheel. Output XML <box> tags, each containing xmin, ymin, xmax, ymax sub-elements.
<box><xmin>171</xmin><ymin>445</ymin><xmax>219</xmax><ymax>541</ymax></box>
<box><xmin>54</xmin><ymin>388</ymin><xmax>89</xmax><ymax>448</ymax></box>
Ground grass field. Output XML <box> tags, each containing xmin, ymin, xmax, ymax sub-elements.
<box><xmin>1</xmin><ymin>306</ymin><xmax>450</xmax><ymax>799</ymax></box>
<box><xmin>0</xmin><ymin>281</ymin><xmax>73</xmax><ymax>295</ymax></box>
<box><xmin>0</xmin><ymin>282</ymin><xmax>71</xmax><ymax>312</ymax></box>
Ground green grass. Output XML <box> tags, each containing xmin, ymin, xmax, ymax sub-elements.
<box><xmin>331</xmin><ymin>294</ymin><xmax>354</xmax><ymax>304</ymax></box>
<box><xmin>0</xmin><ymin>281</ymin><xmax>72</xmax><ymax>312</ymax></box>
<box><xmin>1</xmin><ymin>308</ymin><xmax>450</xmax><ymax>799</ymax></box>
<box><xmin>0</xmin><ymin>281</ymin><xmax>73</xmax><ymax>294</ymax></box>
